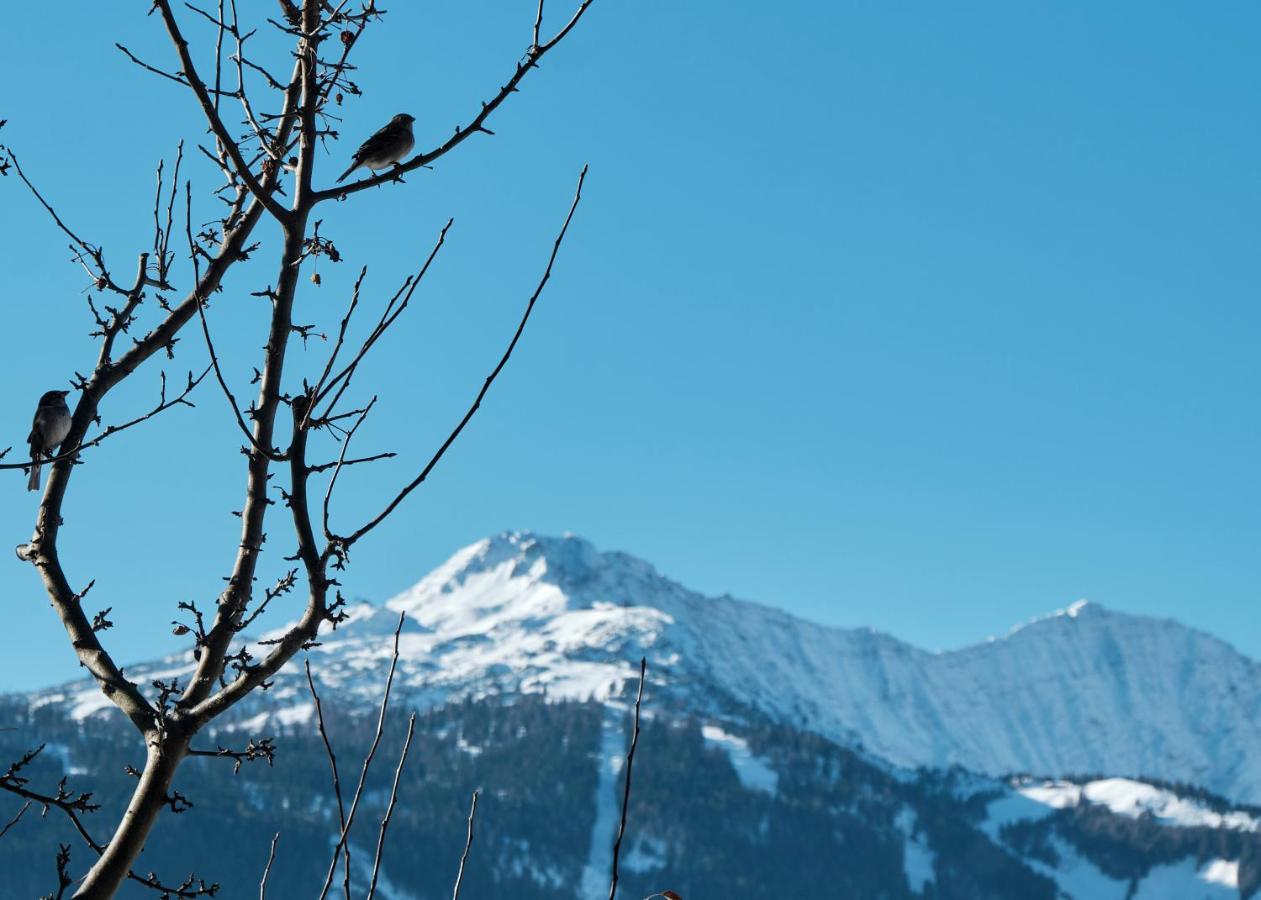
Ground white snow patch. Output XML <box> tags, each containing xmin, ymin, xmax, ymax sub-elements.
<box><xmin>68</xmin><ymin>691</ymin><xmax>114</xmax><ymax>721</ymax></box>
<box><xmin>895</xmin><ymin>808</ymin><xmax>934</xmax><ymax>893</ymax></box>
<box><xmin>228</xmin><ymin>711</ymin><xmax>270</xmax><ymax>734</ymax></box>
<box><xmin>1064</xmin><ymin>599</ymin><xmax>1090</xmax><ymax>617</ymax></box>
<box><xmin>275</xmin><ymin>702</ymin><xmax>314</xmax><ymax>727</ymax></box>
<box><xmin>579</xmin><ymin>710</ymin><xmax>626</xmax><ymax>897</ymax></box>
<box><xmin>701</xmin><ymin>724</ymin><xmax>778</xmax><ymax>795</ymax></box>
<box><xmin>1200</xmin><ymin>859</ymin><xmax>1239</xmax><ymax>889</ymax></box>
<box><xmin>42</xmin><ymin>742</ymin><xmax>89</xmax><ymax>776</ymax></box>
<box><xmin>986</xmin><ymin>784</ymin><xmax>1244</xmax><ymax>899</ymax></box>
<box><xmin>623</xmin><ymin>836</ymin><xmax>667</xmax><ymax>874</ymax></box>
<box><xmin>1013</xmin><ymin>778</ymin><xmax>1259</xmax><ymax>832</ymax></box>
<box><xmin>1133</xmin><ymin>858</ymin><xmax>1238</xmax><ymax>898</ymax></box>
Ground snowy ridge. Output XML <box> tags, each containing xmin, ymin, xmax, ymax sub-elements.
<box><xmin>1012</xmin><ymin>777</ymin><xmax>1260</xmax><ymax>832</ymax></box>
<box><xmin>982</xmin><ymin>779</ymin><xmax>1249</xmax><ymax>897</ymax></box>
<box><xmin>29</xmin><ymin>530</ymin><xmax>1261</xmax><ymax>804</ymax></box>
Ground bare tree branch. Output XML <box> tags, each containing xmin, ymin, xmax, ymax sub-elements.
<box><xmin>313</xmin><ymin>0</ymin><xmax>600</xmax><ymax>201</ymax></box>
<box><xmin>317</xmin><ymin>611</ymin><xmax>407</xmax><ymax>900</ymax></box>
<box><xmin>365</xmin><ymin>711</ymin><xmax>417</xmax><ymax>900</ymax></box>
<box><xmin>306</xmin><ymin>659</ymin><xmax>349</xmax><ymax>892</ymax></box>
<box><xmin>310</xmin><ymin>219</ymin><xmax>452</xmax><ymax>425</ymax></box>
<box><xmin>258</xmin><ymin>832</ymin><xmax>280</xmax><ymax>900</ymax></box>
<box><xmin>609</xmin><ymin>657</ymin><xmax>647</xmax><ymax>900</ymax></box>
<box><xmin>151</xmin><ymin>0</ymin><xmax>290</xmax><ymax>221</ymax></box>
<box><xmin>8</xmin><ymin>0</ymin><xmax>606</xmax><ymax>892</ymax></box>
<box><xmin>0</xmin><ymin>800</ymin><xmax>32</xmax><ymax>840</ymax></box>
<box><xmin>451</xmin><ymin>790</ymin><xmax>480</xmax><ymax>900</ymax></box>
<box><xmin>335</xmin><ymin>166</ymin><xmax>588</xmax><ymax>549</ymax></box>
<box><xmin>0</xmin><ymin>367</ymin><xmax>209</xmax><ymax>474</ymax></box>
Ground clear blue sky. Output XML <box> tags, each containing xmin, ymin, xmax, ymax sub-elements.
<box><xmin>1</xmin><ymin>2</ymin><xmax>1257</xmax><ymax>691</ymax></box>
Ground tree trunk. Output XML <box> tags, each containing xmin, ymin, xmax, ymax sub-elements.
<box><xmin>73</xmin><ymin>734</ymin><xmax>189</xmax><ymax>899</ymax></box>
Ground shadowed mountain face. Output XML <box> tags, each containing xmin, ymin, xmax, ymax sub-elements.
<box><xmin>35</xmin><ymin>531</ymin><xmax>1261</xmax><ymax>802</ymax></box>
<box><xmin>4</xmin><ymin>695</ymin><xmax>1260</xmax><ymax>899</ymax></box>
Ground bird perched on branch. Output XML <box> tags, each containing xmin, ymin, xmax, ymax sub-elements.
<box><xmin>335</xmin><ymin>113</ymin><xmax>416</xmax><ymax>183</ymax></box>
<box><xmin>27</xmin><ymin>390</ymin><xmax>71</xmax><ymax>492</ymax></box>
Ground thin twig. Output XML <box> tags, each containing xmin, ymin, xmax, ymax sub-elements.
<box><xmin>337</xmin><ymin>167</ymin><xmax>587</xmax><ymax>548</ymax></box>
<box><xmin>0</xmin><ymin>800</ymin><xmax>31</xmax><ymax>840</ymax></box>
<box><xmin>258</xmin><ymin>832</ymin><xmax>279</xmax><ymax>899</ymax></box>
<box><xmin>365</xmin><ymin>711</ymin><xmax>417</xmax><ymax>900</ymax></box>
<box><xmin>305</xmin><ymin>660</ymin><xmax>349</xmax><ymax>889</ymax></box>
<box><xmin>185</xmin><ymin>180</ymin><xmax>286</xmax><ymax>461</ymax></box>
<box><xmin>316</xmin><ymin>612</ymin><xmax>407</xmax><ymax>900</ymax></box>
<box><xmin>608</xmin><ymin>657</ymin><xmax>647</xmax><ymax>900</ymax></box>
<box><xmin>312</xmin><ymin>220</ymin><xmax>452</xmax><ymax>421</ymax></box>
<box><xmin>321</xmin><ymin>396</ymin><xmax>375</xmax><ymax>543</ymax></box>
<box><xmin>451</xmin><ymin>790</ymin><xmax>480</xmax><ymax>900</ymax></box>
<box><xmin>314</xmin><ymin>0</ymin><xmax>600</xmax><ymax>201</ymax></box>
<box><xmin>532</xmin><ymin>0</ymin><xmax>545</xmax><ymax>51</ymax></box>
<box><xmin>0</xmin><ymin>367</ymin><xmax>210</xmax><ymax>473</ymax></box>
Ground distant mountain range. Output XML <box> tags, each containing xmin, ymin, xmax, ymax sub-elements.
<box><xmin>36</xmin><ymin>530</ymin><xmax>1261</xmax><ymax>801</ymax></box>
<box><xmin>8</xmin><ymin>531</ymin><xmax>1261</xmax><ymax>898</ymax></box>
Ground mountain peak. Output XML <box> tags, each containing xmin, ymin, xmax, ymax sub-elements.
<box><xmin>1001</xmin><ymin>598</ymin><xmax>1103</xmax><ymax>640</ymax></box>
<box><xmin>31</xmin><ymin>532</ymin><xmax>1261</xmax><ymax>805</ymax></box>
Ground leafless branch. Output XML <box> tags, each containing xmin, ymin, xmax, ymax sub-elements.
<box><xmin>187</xmin><ymin>736</ymin><xmax>277</xmax><ymax>773</ymax></box>
<box><xmin>317</xmin><ymin>611</ymin><xmax>406</xmax><ymax>900</ymax></box>
<box><xmin>258</xmin><ymin>832</ymin><xmax>280</xmax><ymax>900</ymax></box>
<box><xmin>532</xmin><ymin>0</ymin><xmax>546</xmax><ymax>52</ymax></box>
<box><xmin>609</xmin><ymin>657</ymin><xmax>647</xmax><ymax>900</ymax></box>
<box><xmin>313</xmin><ymin>0</ymin><xmax>600</xmax><ymax>200</ymax></box>
<box><xmin>9</xmin><ymin>0</ymin><xmax>606</xmax><ymax>891</ymax></box>
<box><xmin>365</xmin><ymin>711</ymin><xmax>417</xmax><ymax>900</ymax></box>
<box><xmin>186</xmin><ymin>180</ymin><xmax>287</xmax><ymax>461</ymax></box>
<box><xmin>310</xmin><ymin>220</ymin><xmax>452</xmax><ymax>424</ymax></box>
<box><xmin>0</xmin><ymin>800</ymin><xmax>31</xmax><ymax>840</ymax></box>
<box><xmin>151</xmin><ymin>0</ymin><xmax>290</xmax><ymax>221</ymax></box>
<box><xmin>49</xmin><ymin>843</ymin><xmax>72</xmax><ymax>900</ymax></box>
<box><xmin>2</xmin><ymin>151</ymin><xmax>139</xmax><ymax>297</ymax></box>
<box><xmin>335</xmin><ymin>166</ymin><xmax>587</xmax><ymax>548</ymax></box>
<box><xmin>306</xmin><ymin>659</ymin><xmax>350</xmax><ymax>892</ymax></box>
<box><xmin>0</xmin><ymin>367</ymin><xmax>210</xmax><ymax>473</ymax></box>
<box><xmin>451</xmin><ymin>790</ymin><xmax>480</xmax><ymax>900</ymax></box>
<box><xmin>321</xmin><ymin>396</ymin><xmax>375</xmax><ymax>545</ymax></box>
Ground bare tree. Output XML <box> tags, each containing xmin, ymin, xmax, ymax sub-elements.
<box><xmin>0</xmin><ymin>1</ymin><xmax>599</xmax><ymax>895</ymax></box>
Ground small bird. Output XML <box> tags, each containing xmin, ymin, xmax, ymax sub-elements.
<box><xmin>335</xmin><ymin>113</ymin><xmax>416</xmax><ymax>183</ymax></box>
<box><xmin>27</xmin><ymin>390</ymin><xmax>72</xmax><ymax>492</ymax></box>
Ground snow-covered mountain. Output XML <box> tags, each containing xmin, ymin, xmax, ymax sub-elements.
<box><xmin>35</xmin><ymin>530</ymin><xmax>1261</xmax><ymax>803</ymax></box>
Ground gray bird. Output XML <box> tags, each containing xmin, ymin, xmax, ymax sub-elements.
<box><xmin>335</xmin><ymin>113</ymin><xmax>416</xmax><ymax>183</ymax></box>
<box><xmin>27</xmin><ymin>390</ymin><xmax>71</xmax><ymax>492</ymax></box>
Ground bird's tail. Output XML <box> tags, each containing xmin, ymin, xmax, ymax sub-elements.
<box><xmin>335</xmin><ymin>161</ymin><xmax>359</xmax><ymax>183</ymax></box>
<box><xmin>27</xmin><ymin>458</ymin><xmax>41</xmax><ymax>492</ymax></box>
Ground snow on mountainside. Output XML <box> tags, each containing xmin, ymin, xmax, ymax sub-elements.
<box><xmin>30</xmin><ymin>530</ymin><xmax>1261</xmax><ymax>803</ymax></box>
